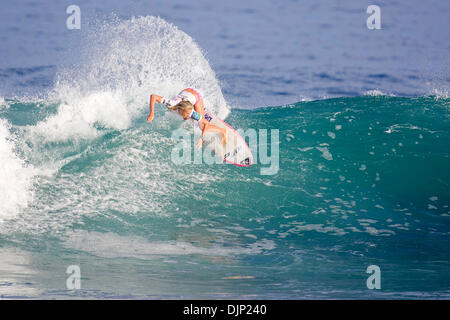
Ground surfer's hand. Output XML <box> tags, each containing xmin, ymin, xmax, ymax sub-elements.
<box><xmin>196</xmin><ymin>138</ymin><xmax>203</xmax><ymax>149</ymax></box>
<box><xmin>147</xmin><ymin>113</ymin><xmax>154</xmax><ymax>123</ymax></box>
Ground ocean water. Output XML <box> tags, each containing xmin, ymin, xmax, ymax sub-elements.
<box><xmin>0</xmin><ymin>0</ymin><xmax>449</xmax><ymax>299</ymax></box>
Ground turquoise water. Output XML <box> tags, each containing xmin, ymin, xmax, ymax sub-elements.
<box><xmin>1</xmin><ymin>95</ymin><xmax>449</xmax><ymax>298</ymax></box>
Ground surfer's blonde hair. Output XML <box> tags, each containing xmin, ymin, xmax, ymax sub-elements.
<box><xmin>168</xmin><ymin>100</ymin><xmax>193</xmax><ymax>111</ymax></box>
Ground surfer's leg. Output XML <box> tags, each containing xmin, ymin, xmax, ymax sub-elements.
<box><xmin>204</xmin><ymin>123</ymin><xmax>227</xmax><ymax>145</ymax></box>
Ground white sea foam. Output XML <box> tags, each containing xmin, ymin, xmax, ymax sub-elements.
<box><xmin>316</xmin><ymin>146</ymin><xmax>333</xmax><ymax>161</ymax></box>
<box><xmin>430</xmin><ymin>88</ymin><xmax>450</xmax><ymax>99</ymax></box>
<box><xmin>29</xmin><ymin>91</ymin><xmax>130</xmax><ymax>142</ymax></box>
<box><xmin>0</xmin><ymin>120</ymin><xmax>35</xmax><ymax>222</ymax></box>
<box><xmin>363</xmin><ymin>89</ymin><xmax>395</xmax><ymax>97</ymax></box>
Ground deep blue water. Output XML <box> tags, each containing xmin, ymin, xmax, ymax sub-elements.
<box><xmin>0</xmin><ymin>0</ymin><xmax>449</xmax><ymax>299</ymax></box>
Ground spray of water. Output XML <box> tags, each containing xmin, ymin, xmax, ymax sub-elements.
<box><xmin>33</xmin><ymin>15</ymin><xmax>229</xmax><ymax>142</ymax></box>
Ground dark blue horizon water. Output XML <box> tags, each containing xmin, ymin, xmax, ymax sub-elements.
<box><xmin>1</xmin><ymin>0</ymin><xmax>449</xmax><ymax>105</ymax></box>
<box><xmin>0</xmin><ymin>1</ymin><xmax>449</xmax><ymax>299</ymax></box>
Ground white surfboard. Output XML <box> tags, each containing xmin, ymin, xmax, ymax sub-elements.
<box><xmin>201</xmin><ymin>112</ymin><xmax>253</xmax><ymax>166</ymax></box>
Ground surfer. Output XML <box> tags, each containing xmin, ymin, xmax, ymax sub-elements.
<box><xmin>147</xmin><ymin>88</ymin><xmax>227</xmax><ymax>148</ymax></box>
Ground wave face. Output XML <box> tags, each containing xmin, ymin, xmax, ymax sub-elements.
<box><xmin>1</xmin><ymin>93</ymin><xmax>449</xmax><ymax>298</ymax></box>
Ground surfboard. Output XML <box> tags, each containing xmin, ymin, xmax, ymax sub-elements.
<box><xmin>201</xmin><ymin>112</ymin><xmax>253</xmax><ymax>166</ymax></box>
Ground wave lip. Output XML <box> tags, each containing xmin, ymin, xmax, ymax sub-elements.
<box><xmin>29</xmin><ymin>91</ymin><xmax>131</xmax><ymax>143</ymax></box>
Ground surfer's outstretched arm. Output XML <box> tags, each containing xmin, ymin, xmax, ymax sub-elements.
<box><xmin>147</xmin><ymin>94</ymin><xmax>162</xmax><ymax>123</ymax></box>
